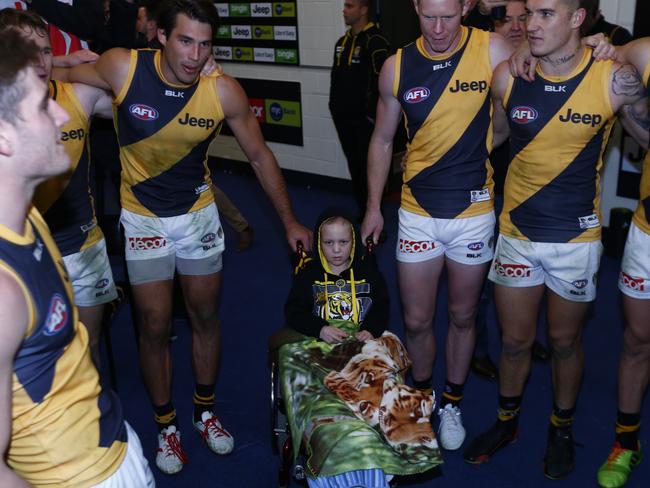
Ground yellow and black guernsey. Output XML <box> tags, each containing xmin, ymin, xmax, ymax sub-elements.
<box><xmin>632</xmin><ymin>61</ymin><xmax>650</xmax><ymax>235</ymax></box>
<box><xmin>114</xmin><ymin>49</ymin><xmax>224</xmax><ymax>217</ymax></box>
<box><xmin>1</xmin><ymin>208</ymin><xmax>126</xmax><ymax>486</ymax></box>
<box><xmin>394</xmin><ymin>27</ymin><xmax>494</xmax><ymax>219</ymax></box>
<box><xmin>33</xmin><ymin>80</ymin><xmax>102</xmax><ymax>256</ymax></box>
<box><xmin>501</xmin><ymin>49</ymin><xmax>616</xmax><ymax>243</ymax></box>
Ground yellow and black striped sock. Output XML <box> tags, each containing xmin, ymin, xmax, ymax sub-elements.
<box><xmin>441</xmin><ymin>380</ymin><xmax>464</xmax><ymax>408</ymax></box>
<box><xmin>497</xmin><ymin>394</ymin><xmax>522</xmax><ymax>428</ymax></box>
<box><xmin>413</xmin><ymin>376</ymin><xmax>433</xmax><ymax>396</ymax></box>
<box><xmin>154</xmin><ymin>402</ymin><xmax>177</xmax><ymax>432</ymax></box>
<box><xmin>193</xmin><ymin>384</ymin><xmax>215</xmax><ymax>423</ymax></box>
<box><xmin>550</xmin><ymin>404</ymin><xmax>575</xmax><ymax>430</ymax></box>
<box><xmin>616</xmin><ymin>411</ymin><xmax>641</xmax><ymax>450</ymax></box>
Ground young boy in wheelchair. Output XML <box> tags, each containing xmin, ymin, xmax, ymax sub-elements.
<box><xmin>285</xmin><ymin>210</ymin><xmax>389</xmax><ymax>343</ymax></box>
<box><xmin>277</xmin><ymin>210</ymin><xmax>441</xmax><ymax>487</ymax></box>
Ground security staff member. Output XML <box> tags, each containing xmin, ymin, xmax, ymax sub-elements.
<box><xmin>330</xmin><ymin>0</ymin><xmax>389</xmax><ymax>217</ymax></box>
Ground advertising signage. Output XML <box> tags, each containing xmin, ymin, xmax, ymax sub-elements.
<box><xmin>214</xmin><ymin>2</ymin><xmax>299</xmax><ymax>65</ymax></box>
<box><xmin>221</xmin><ymin>78</ymin><xmax>303</xmax><ymax>146</ymax></box>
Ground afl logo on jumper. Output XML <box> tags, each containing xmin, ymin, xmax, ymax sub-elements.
<box><xmin>44</xmin><ymin>294</ymin><xmax>68</xmax><ymax>336</ymax></box>
<box><xmin>129</xmin><ymin>104</ymin><xmax>159</xmax><ymax>121</ymax></box>
<box><xmin>510</xmin><ymin>106</ymin><xmax>538</xmax><ymax>124</ymax></box>
<box><xmin>404</xmin><ymin>87</ymin><xmax>430</xmax><ymax>104</ymax></box>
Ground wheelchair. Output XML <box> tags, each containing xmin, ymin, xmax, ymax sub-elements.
<box><xmin>268</xmin><ymin>238</ymin><xmax>378</xmax><ymax>487</ymax></box>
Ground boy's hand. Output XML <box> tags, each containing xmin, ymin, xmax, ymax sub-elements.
<box><xmin>355</xmin><ymin>330</ymin><xmax>373</xmax><ymax>342</ymax></box>
<box><xmin>320</xmin><ymin>326</ymin><xmax>349</xmax><ymax>344</ymax></box>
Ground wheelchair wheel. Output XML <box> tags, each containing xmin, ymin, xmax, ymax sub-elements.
<box><xmin>270</xmin><ymin>360</ymin><xmax>289</xmax><ymax>456</ymax></box>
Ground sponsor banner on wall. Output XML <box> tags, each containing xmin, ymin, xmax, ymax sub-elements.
<box><xmin>213</xmin><ymin>1</ymin><xmax>299</xmax><ymax>65</ymax></box>
<box><xmin>220</xmin><ymin>78</ymin><xmax>303</xmax><ymax>146</ymax></box>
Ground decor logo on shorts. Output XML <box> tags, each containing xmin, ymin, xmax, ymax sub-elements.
<box><xmin>493</xmin><ymin>259</ymin><xmax>532</xmax><ymax>278</ymax></box>
<box><xmin>399</xmin><ymin>239</ymin><xmax>435</xmax><ymax>253</ymax></box>
<box><xmin>620</xmin><ymin>271</ymin><xmax>645</xmax><ymax>292</ymax></box>
<box><xmin>44</xmin><ymin>294</ymin><xmax>68</xmax><ymax>336</ymax></box>
<box><xmin>128</xmin><ymin>236</ymin><xmax>167</xmax><ymax>250</ymax></box>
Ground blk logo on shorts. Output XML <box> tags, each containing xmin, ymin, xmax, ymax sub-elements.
<box><xmin>128</xmin><ymin>236</ymin><xmax>167</xmax><ymax>250</ymax></box>
<box><xmin>44</xmin><ymin>294</ymin><xmax>68</xmax><ymax>336</ymax></box>
<box><xmin>399</xmin><ymin>239</ymin><xmax>435</xmax><ymax>253</ymax></box>
<box><xmin>493</xmin><ymin>259</ymin><xmax>532</xmax><ymax>278</ymax></box>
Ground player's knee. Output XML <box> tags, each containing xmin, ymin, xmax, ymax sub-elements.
<box><xmin>548</xmin><ymin>336</ymin><xmax>580</xmax><ymax>360</ymax></box>
<box><xmin>502</xmin><ymin>335</ymin><xmax>533</xmax><ymax>360</ymax></box>
<box><xmin>186</xmin><ymin>305</ymin><xmax>218</xmax><ymax>330</ymax></box>
<box><xmin>138</xmin><ymin>313</ymin><xmax>172</xmax><ymax>345</ymax></box>
<box><xmin>448</xmin><ymin>307</ymin><xmax>475</xmax><ymax>331</ymax></box>
<box><xmin>623</xmin><ymin>324</ymin><xmax>650</xmax><ymax>357</ymax></box>
<box><xmin>403</xmin><ymin>313</ymin><xmax>432</xmax><ymax>334</ymax></box>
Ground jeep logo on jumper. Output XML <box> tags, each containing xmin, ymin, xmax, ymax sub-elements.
<box><xmin>404</xmin><ymin>87</ymin><xmax>430</xmax><ymax>104</ymax></box>
<box><xmin>61</xmin><ymin>128</ymin><xmax>85</xmax><ymax>141</ymax></box>
<box><xmin>178</xmin><ymin>113</ymin><xmax>216</xmax><ymax>130</ymax></box>
<box><xmin>510</xmin><ymin>106</ymin><xmax>538</xmax><ymax>124</ymax></box>
<box><xmin>129</xmin><ymin>104</ymin><xmax>158</xmax><ymax>121</ymax></box>
<box><xmin>559</xmin><ymin>108</ymin><xmax>602</xmax><ymax>127</ymax></box>
<box><xmin>44</xmin><ymin>294</ymin><xmax>68</xmax><ymax>336</ymax></box>
<box><xmin>449</xmin><ymin>79</ymin><xmax>488</xmax><ymax>93</ymax></box>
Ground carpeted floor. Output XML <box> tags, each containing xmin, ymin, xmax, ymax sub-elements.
<box><xmin>102</xmin><ymin>167</ymin><xmax>649</xmax><ymax>488</ymax></box>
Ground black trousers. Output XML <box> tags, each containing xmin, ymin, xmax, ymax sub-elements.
<box><xmin>332</xmin><ymin>115</ymin><xmax>375</xmax><ymax>217</ymax></box>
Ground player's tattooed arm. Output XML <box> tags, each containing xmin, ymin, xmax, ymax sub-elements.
<box><xmin>620</xmin><ymin>99</ymin><xmax>650</xmax><ymax>149</ymax></box>
<box><xmin>612</xmin><ymin>64</ymin><xmax>646</xmax><ymax>100</ymax></box>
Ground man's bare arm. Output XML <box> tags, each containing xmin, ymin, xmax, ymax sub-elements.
<box><xmin>619</xmin><ymin>100</ymin><xmax>650</xmax><ymax>149</ymax></box>
<box><xmin>67</xmin><ymin>48</ymin><xmax>132</xmax><ymax>96</ymax></box>
<box><xmin>0</xmin><ymin>271</ymin><xmax>31</xmax><ymax>487</ymax></box>
<box><xmin>611</xmin><ymin>62</ymin><xmax>649</xmax><ymax>148</ymax></box>
<box><xmin>72</xmin><ymin>83</ymin><xmax>113</xmax><ymax>120</ymax></box>
<box><xmin>217</xmin><ymin>75</ymin><xmax>312</xmax><ymax>251</ymax></box>
<box><xmin>614</xmin><ymin>37</ymin><xmax>650</xmax><ymax>74</ymax></box>
<box><xmin>489</xmin><ymin>32</ymin><xmax>515</xmax><ymax>70</ymax></box>
<box><xmin>491</xmin><ymin>61</ymin><xmax>511</xmax><ymax>148</ymax></box>
<box><xmin>362</xmin><ymin>55</ymin><xmax>403</xmax><ymax>244</ymax></box>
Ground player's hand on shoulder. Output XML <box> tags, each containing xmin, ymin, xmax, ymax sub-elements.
<box><xmin>583</xmin><ymin>33</ymin><xmax>616</xmax><ymax>61</ymax></box>
<box><xmin>508</xmin><ymin>41</ymin><xmax>537</xmax><ymax>82</ymax></box>
<box><xmin>201</xmin><ymin>56</ymin><xmax>223</xmax><ymax>77</ymax></box>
